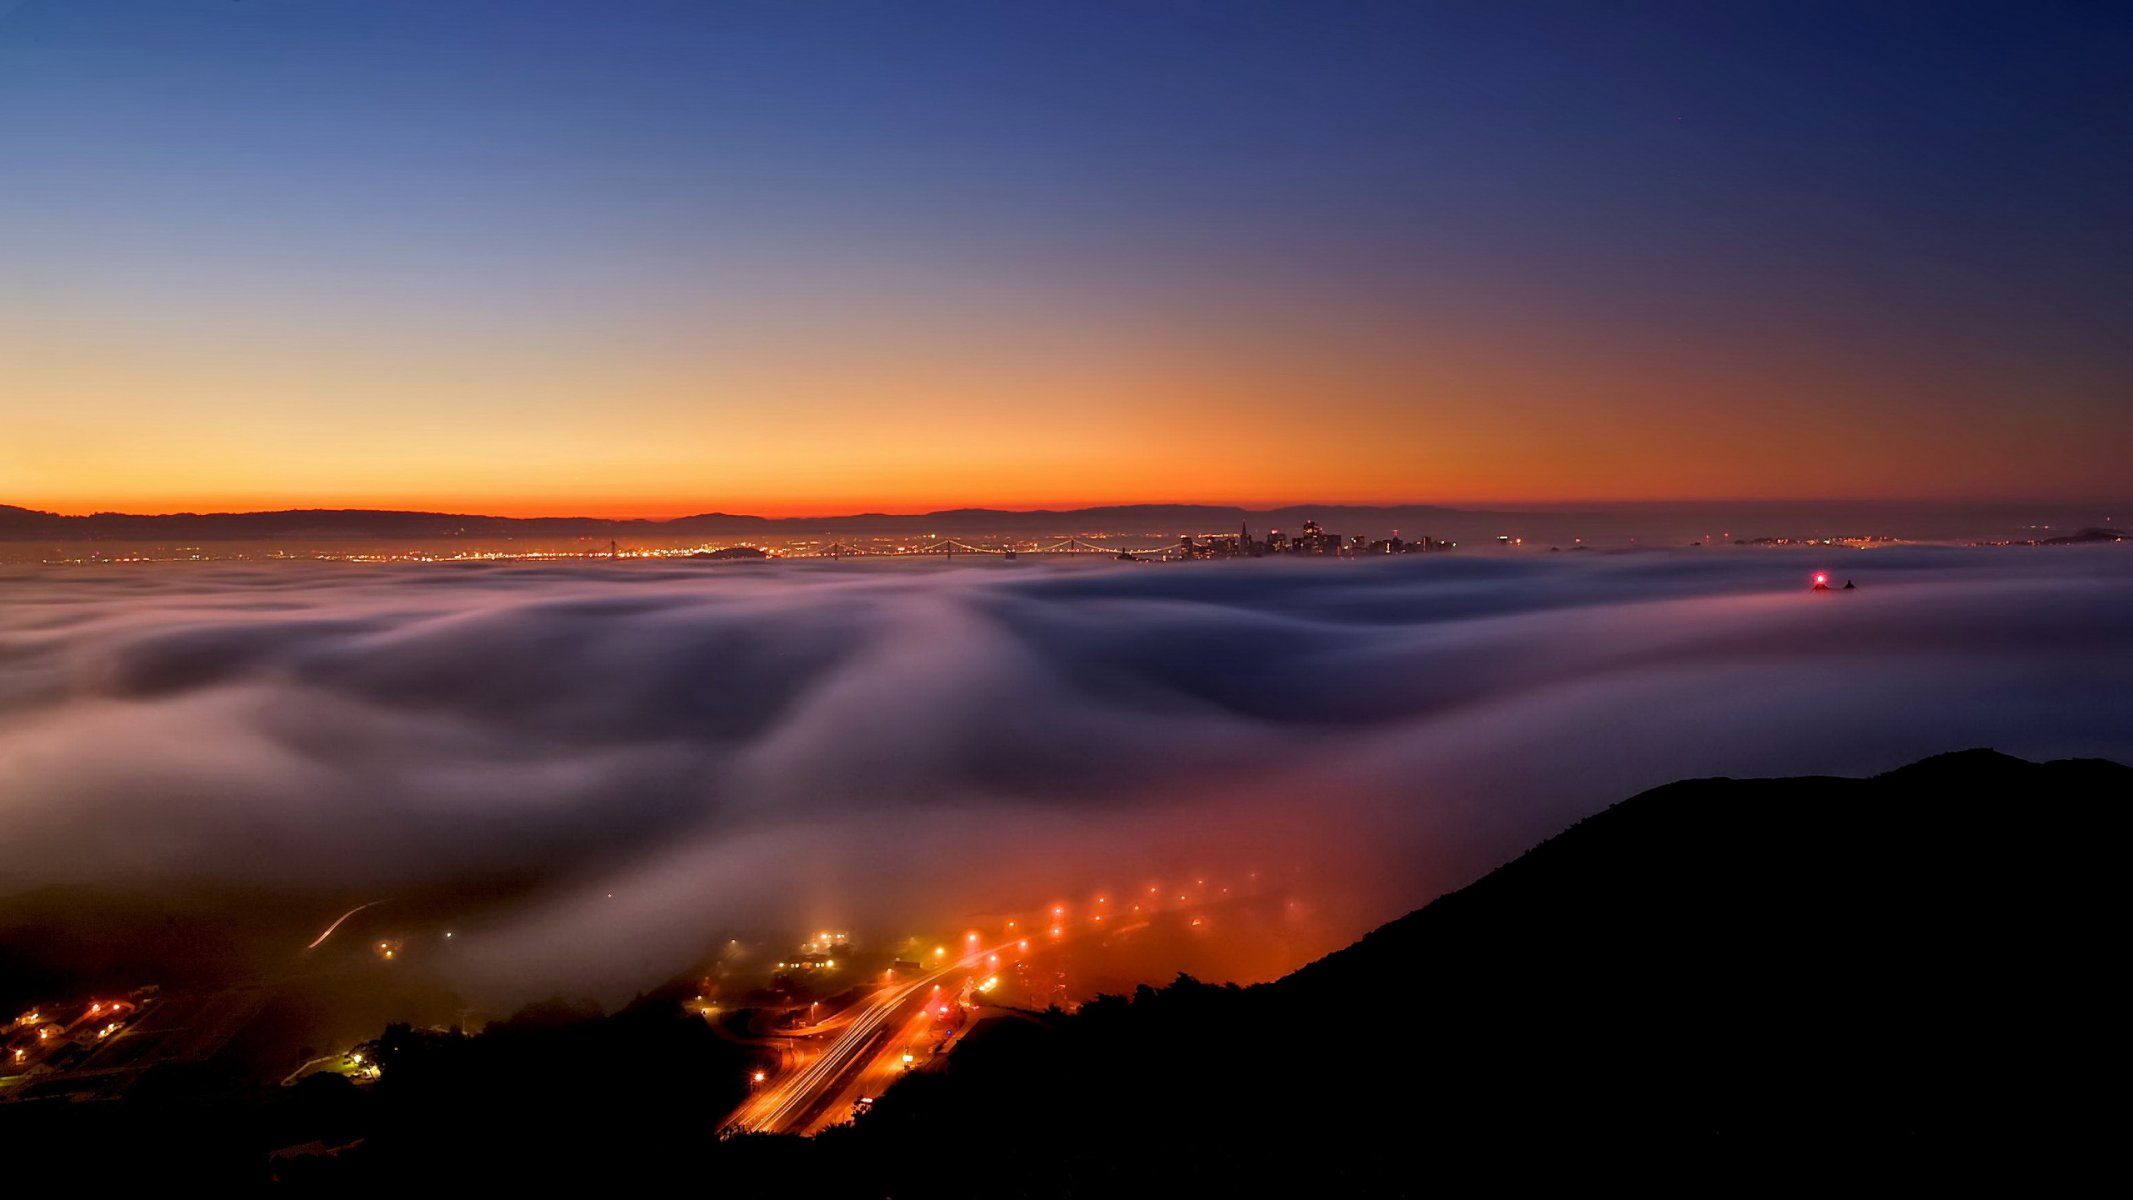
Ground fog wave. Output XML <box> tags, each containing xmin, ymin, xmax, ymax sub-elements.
<box><xmin>2</xmin><ymin>549</ymin><xmax>2127</xmax><ymax>999</ymax></box>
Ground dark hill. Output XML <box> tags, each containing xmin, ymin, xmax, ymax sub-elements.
<box><xmin>11</xmin><ymin>752</ymin><xmax>2121</xmax><ymax>1191</ymax></box>
<box><xmin>812</xmin><ymin>749</ymin><xmax>2125</xmax><ymax>1193</ymax></box>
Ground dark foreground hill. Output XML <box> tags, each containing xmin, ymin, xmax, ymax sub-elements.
<box><xmin>8</xmin><ymin>751</ymin><xmax>2122</xmax><ymax>1191</ymax></box>
<box><xmin>793</xmin><ymin>749</ymin><xmax>2124</xmax><ymax>1194</ymax></box>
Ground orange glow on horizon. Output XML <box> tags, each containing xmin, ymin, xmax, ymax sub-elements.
<box><xmin>8</xmin><ymin>296</ymin><xmax>2124</xmax><ymax>514</ymax></box>
<box><xmin>9</xmin><ymin>484</ymin><xmax>2099</xmax><ymax>523</ymax></box>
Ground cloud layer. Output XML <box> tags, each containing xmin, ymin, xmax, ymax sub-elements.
<box><xmin>3</xmin><ymin>549</ymin><xmax>2128</xmax><ymax>1000</ymax></box>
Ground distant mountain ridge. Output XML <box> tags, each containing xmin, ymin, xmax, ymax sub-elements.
<box><xmin>0</xmin><ymin>502</ymin><xmax>1488</xmax><ymax>540</ymax></box>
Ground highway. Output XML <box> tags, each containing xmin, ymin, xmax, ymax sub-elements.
<box><xmin>720</xmin><ymin>879</ymin><xmax>1271</xmax><ymax>1135</ymax></box>
<box><xmin>794</xmin><ymin>1001</ymin><xmax>955</xmax><ymax>1136</ymax></box>
<box><xmin>723</xmin><ymin>942</ymin><xmax>1005</xmax><ymax>1135</ymax></box>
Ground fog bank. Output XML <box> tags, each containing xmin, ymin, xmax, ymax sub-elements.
<box><xmin>2</xmin><ymin>548</ymin><xmax>2127</xmax><ymax>1000</ymax></box>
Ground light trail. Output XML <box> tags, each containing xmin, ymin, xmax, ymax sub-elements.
<box><xmin>304</xmin><ymin>899</ymin><xmax>393</xmax><ymax>951</ymax></box>
<box><xmin>728</xmin><ymin>940</ymin><xmax>1014</xmax><ymax>1134</ymax></box>
<box><xmin>724</xmin><ymin>882</ymin><xmax>1273</xmax><ymax>1134</ymax></box>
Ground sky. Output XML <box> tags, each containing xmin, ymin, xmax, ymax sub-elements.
<box><xmin>3</xmin><ymin>0</ymin><xmax>2128</xmax><ymax>517</ymax></box>
<box><xmin>5</xmin><ymin>548</ymin><xmax>2130</xmax><ymax>1002</ymax></box>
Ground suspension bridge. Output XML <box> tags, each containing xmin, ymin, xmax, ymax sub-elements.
<box><xmin>787</xmin><ymin>536</ymin><xmax>1172</xmax><ymax>560</ymax></box>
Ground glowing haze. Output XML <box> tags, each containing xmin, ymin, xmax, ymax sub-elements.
<box><xmin>4</xmin><ymin>1</ymin><xmax>2130</xmax><ymax>516</ymax></box>
<box><xmin>3</xmin><ymin>551</ymin><xmax>2130</xmax><ymax>1003</ymax></box>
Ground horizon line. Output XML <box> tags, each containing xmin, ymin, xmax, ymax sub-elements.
<box><xmin>8</xmin><ymin>496</ymin><xmax>2128</xmax><ymax>523</ymax></box>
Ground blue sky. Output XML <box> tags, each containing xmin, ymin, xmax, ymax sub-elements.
<box><xmin>4</xmin><ymin>1</ymin><xmax>2128</xmax><ymax>512</ymax></box>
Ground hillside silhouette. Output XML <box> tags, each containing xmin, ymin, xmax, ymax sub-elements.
<box><xmin>10</xmin><ymin>751</ymin><xmax>2120</xmax><ymax>1191</ymax></box>
<box><xmin>789</xmin><ymin>749</ymin><xmax>2123</xmax><ymax>1193</ymax></box>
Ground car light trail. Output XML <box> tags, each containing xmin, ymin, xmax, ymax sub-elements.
<box><xmin>727</xmin><ymin>938</ymin><xmax>1016</xmax><ymax>1135</ymax></box>
<box><xmin>304</xmin><ymin>899</ymin><xmax>394</xmax><ymax>951</ymax></box>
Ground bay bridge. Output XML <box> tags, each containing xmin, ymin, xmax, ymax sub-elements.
<box><xmin>783</xmin><ymin>536</ymin><xmax>1175</xmax><ymax>560</ymax></box>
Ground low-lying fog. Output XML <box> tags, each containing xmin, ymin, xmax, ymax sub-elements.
<box><xmin>3</xmin><ymin>548</ymin><xmax>2128</xmax><ymax>1005</ymax></box>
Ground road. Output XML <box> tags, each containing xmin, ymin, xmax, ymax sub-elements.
<box><xmin>304</xmin><ymin>899</ymin><xmax>393</xmax><ymax>951</ymax></box>
<box><xmin>724</xmin><ymin>942</ymin><xmax>1004</xmax><ymax>1135</ymax></box>
<box><xmin>720</xmin><ymin>879</ymin><xmax>1270</xmax><ymax>1135</ymax></box>
<box><xmin>794</xmin><ymin>1001</ymin><xmax>951</xmax><ymax>1136</ymax></box>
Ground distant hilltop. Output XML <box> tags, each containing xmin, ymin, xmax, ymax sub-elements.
<box><xmin>0</xmin><ymin>503</ymin><xmax>1489</xmax><ymax>541</ymax></box>
<box><xmin>2035</xmin><ymin>526</ymin><xmax>2128</xmax><ymax>545</ymax></box>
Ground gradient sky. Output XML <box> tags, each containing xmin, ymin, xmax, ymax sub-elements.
<box><xmin>3</xmin><ymin>0</ymin><xmax>2128</xmax><ymax>517</ymax></box>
